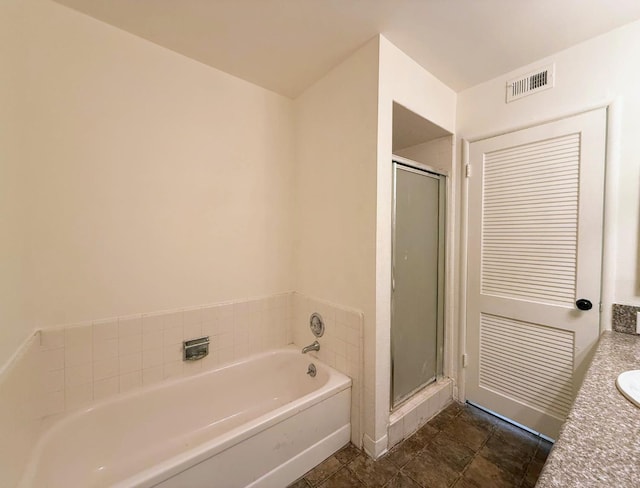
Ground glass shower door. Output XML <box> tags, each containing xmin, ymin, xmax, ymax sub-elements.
<box><xmin>391</xmin><ymin>162</ymin><xmax>445</xmax><ymax>407</ymax></box>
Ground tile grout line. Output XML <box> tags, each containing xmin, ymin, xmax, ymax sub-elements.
<box><xmin>453</xmin><ymin>413</ymin><xmax>499</xmax><ymax>486</ymax></box>
<box><xmin>399</xmin><ymin>406</ymin><xmax>468</xmax><ymax>488</ymax></box>
<box><xmin>518</xmin><ymin>437</ymin><xmax>544</xmax><ymax>488</ymax></box>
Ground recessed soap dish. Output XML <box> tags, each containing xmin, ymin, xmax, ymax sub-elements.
<box><xmin>616</xmin><ymin>370</ymin><xmax>640</xmax><ymax>408</ymax></box>
<box><xmin>183</xmin><ymin>336</ymin><xmax>209</xmax><ymax>361</ymax></box>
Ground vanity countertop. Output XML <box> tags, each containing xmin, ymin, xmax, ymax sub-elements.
<box><xmin>536</xmin><ymin>331</ymin><xmax>640</xmax><ymax>487</ymax></box>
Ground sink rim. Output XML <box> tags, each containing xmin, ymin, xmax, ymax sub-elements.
<box><xmin>616</xmin><ymin>369</ymin><xmax>640</xmax><ymax>408</ymax></box>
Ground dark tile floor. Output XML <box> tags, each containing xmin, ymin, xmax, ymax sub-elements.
<box><xmin>288</xmin><ymin>402</ymin><xmax>553</xmax><ymax>488</ymax></box>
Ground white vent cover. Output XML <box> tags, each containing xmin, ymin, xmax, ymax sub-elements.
<box><xmin>506</xmin><ymin>64</ymin><xmax>555</xmax><ymax>103</ymax></box>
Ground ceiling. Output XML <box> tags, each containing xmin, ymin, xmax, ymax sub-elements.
<box><xmin>54</xmin><ymin>0</ymin><xmax>640</xmax><ymax>98</ymax></box>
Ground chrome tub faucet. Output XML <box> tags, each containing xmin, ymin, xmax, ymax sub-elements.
<box><xmin>302</xmin><ymin>340</ymin><xmax>320</xmax><ymax>354</ymax></box>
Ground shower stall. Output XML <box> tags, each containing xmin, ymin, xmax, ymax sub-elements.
<box><xmin>391</xmin><ymin>158</ymin><xmax>446</xmax><ymax>408</ymax></box>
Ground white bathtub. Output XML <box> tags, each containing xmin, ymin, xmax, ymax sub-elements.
<box><xmin>19</xmin><ymin>349</ymin><xmax>352</xmax><ymax>488</ymax></box>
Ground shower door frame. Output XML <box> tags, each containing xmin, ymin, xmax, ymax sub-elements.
<box><xmin>390</xmin><ymin>156</ymin><xmax>447</xmax><ymax>410</ymax></box>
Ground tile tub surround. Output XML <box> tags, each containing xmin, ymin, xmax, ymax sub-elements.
<box><xmin>0</xmin><ymin>333</ymin><xmax>43</xmax><ymax>488</ymax></box>
<box><xmin>37</xmin><ymin>293</ymin><xmax>292</xmax><ymax>416</ymax></box>
<box><xmin>0</xmin><ymin>290</ymin><xmax>364</xmax><ymax>484</ymax></box>
<box><xmin>611</xmin><ymin>303</ymin><xmax>640</xmax><ymax>334</ymax></box>
<box><xmin>292</xmin><ymin>292</ymin><xmax>365</xmax><ymax>448</ymax></box>
<box><xmin>536</xmin><ymin>331</ymin><xmax>640</xmax><ymax>487</ymax></box>
<box><xmin>288</xmin><ymin>402</ymin><xmax>552</xmax><ymax>488</ymax></box>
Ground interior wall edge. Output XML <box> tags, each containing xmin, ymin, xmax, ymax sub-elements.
<box><xmin>0</xmin><ymin>329</ymin><xmax>39</xmax><ymax>381</ymax></box>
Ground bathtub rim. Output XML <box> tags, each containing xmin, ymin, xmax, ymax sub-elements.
<box><xmin>20</xmin><ymin>347</ymin><xmax>351</xmax><ymax>488</ymax></box>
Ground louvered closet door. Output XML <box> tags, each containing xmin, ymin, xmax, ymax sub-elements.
<box><xmin>466</xmin><ymin>109</ymin><xmax>606</xmax><ymax>439</ymax></box>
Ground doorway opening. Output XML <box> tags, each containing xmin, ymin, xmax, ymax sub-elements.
<box><xmin>463</xmin><ymin>109</ymin><xmax>606</xmax><ymax>439</ymax></box>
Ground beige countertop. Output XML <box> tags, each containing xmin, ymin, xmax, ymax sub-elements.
<box><xmin>536</xmin><ymin>331</ymin><xmax>640</xmax><ymax>487</ymax></box>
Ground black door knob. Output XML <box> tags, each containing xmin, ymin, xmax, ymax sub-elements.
<box><xmin>576</xmin><ymin>299</ymin><xmax>593</xmax><ymax>311</ymax></box>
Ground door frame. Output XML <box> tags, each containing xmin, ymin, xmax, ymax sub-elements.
<box><xmin>458</xmin><ymin>100</ymin><xmax>622</xmax><ymax>404</ymax></box>
<box><xmin>391</xmin><ymin>156</ymin><xmax>448</xmax><ymax>409</ymax></box>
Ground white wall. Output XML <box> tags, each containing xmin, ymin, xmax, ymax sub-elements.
<box><xmin>373</xmin><ymin>37</ymin><xmax>457</xmax><ymax>455</ymax></box>
<box><xmin>0</xmin><ymin>0</ymin><xmax>30</xmax><ymax>367</ymax></box>
<box><xmin>1</xmin><ymin>0</ymin><xmax>296</xmax><ymax>367</ymax></box>
<box><xmin>457</xmin><ymin>19</ymin><xmax>640</xmax><ymax>318</ymax></box>
<box><xmin>293</xmin><ymin>37</ymin><xmax>379</xmax><ymax>323</ymax></box>
<box><xmin>293</xmin><ymin>36</ymin><xmax>380</xmax><ymax>447</ymax></box>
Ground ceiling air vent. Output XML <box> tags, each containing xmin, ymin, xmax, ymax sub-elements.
<box><xmin>506</xmin><ymin>64</ymin><xmax>555</xmax><ymax>103</ymax></box>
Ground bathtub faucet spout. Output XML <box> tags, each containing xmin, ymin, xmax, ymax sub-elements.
<box><xmin>302</xmin><ymin>340</ymin><xmax>320</xmax><ymax>354</ymax></box>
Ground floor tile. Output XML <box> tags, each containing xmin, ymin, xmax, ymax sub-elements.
<box><xmin>348</xmin><ymin>453</ymin><xmax>399</xmax><ymax>488</ymax></box>
<box><xmin>384</xmin><ymin>472</ymin><xmax>423</xmax><ymax>488</ymax></box>
<box><xmin>522</xmin><ymin>457</ymin><xmax>546</xmax><ymax>487</ymax></box>
<box><xmin>442</xmin><ymin>402</ymin><xmax>464</xmax><ymax>417</ymax></box>
<box><xmin>461</xmin><ymin>455</ymin><xmax>519</xmax><ymax>488</ymax></box>
<box><xmin>428</xmin><ymin>402</ymin><xmax>461</xmax><ymax>431</ymax></box>
<box><xmin>440</xmin><ymin>416</ymin><xmax>490</xmax><ymax>452</ymax></box>
<box><xmin>305</xmin><ymin>455</ymin><xmax>343</xmax><ymax>486</ymax></box>
<box><xmin>319</xmin><ymin>467</ymin><xmax>366</xmax><ymax>488</ymax></box>
<box><xmin>410</xmin><ymin>423</ymin><xmax>439</xmax><ymax>445</ymax></box>
<box><xmin>425</xmin><ymin>431</ymin><xmax>475</xmax><ymax>472</ymax></box>
<box><xmin>492</xmin><ymin>421</ymin><xmax>538</xmax><ymax>456</ymax></box>
<box><xmin>451</xmin><ymin>478</ymin><xmax>478</xmax><ymax>488</ymax></box>
<box><xmin>456</xmin><ymin>405</ymin><xmax>497</xmax><ymax>434</ymax></box>
<box><xmin>291</xmin><ymin>402</ymin><xmax>553</xmax><ymax>488</ymax></box>
<box><xmin>479</xmin><ymin>434</ymin><xmax>531</xmax><ymax>478</ymax></box>
<box><xmin>402</xmin><ymin>449</ymin><xmax>459</xmax><ymax>488</ymax></box>
<box><xmin>535</xmin><ymin>439</ymin><xmax>553</xmax><ymax>462</ymax></box>
<box><xmin>336</xmin><ymin>444</ymin><xmax>361</xmax><ymax>465</ymax></box>
<box><xmin>386</xmin><ymin>435</ymin><xmax>426</xmax><ymax>468</ymax></box>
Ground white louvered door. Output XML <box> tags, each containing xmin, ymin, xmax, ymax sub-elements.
<box><xmin>466</xmin><ymin>109</ymin><xmax>606</xmax><ymax>439</ymax></box>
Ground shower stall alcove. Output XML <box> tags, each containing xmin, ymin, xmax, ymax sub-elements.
<box><xmin>387</xmin><ymin>103</ymin><xmax>454</xmax><ymax>448</ymax></box>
